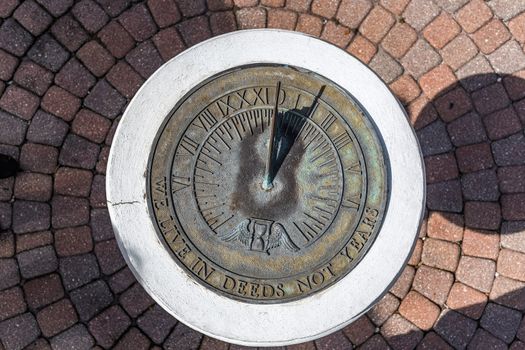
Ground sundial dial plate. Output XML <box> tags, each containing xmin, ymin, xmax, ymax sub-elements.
<box><xmin>148</xmin><ymin>65</ymin><xmax>387</xmax><ymax>303</ymax></box>
<box><xmin>107</xmin><ymin>30</ymin><xmax>425</xmax><ymax>346</ymax></box>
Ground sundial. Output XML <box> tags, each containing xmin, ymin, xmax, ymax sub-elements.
<box><xmin>108</xmin><ymin>30</ymin><xmax>424</xmax><ymax>346</ymax></box>
<box><xmin>149</xmin><ymin>65</ymin><xmax>387</xmax><ymax>303</ymax></box>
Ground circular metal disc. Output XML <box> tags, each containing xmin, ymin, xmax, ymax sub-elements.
<box><xmin>148</xmin><ymin>64</ymin><xmax>388</xmax><ymax>303</ymax></box>
<box><xmin>107</xmin><ymin>30</ymin><xmax>425</xmax><ymax>346</ymax></box>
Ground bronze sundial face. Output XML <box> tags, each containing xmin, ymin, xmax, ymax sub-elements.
<box><xmin>148</xmin><ymin>65</ymin><xmax>388</xmax><ymax>303</ymax></box>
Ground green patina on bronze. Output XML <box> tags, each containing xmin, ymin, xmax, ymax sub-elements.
<box><xmin>147</xmin><ymin>65</ymin><xmax>389</xmax><ymax>303</ymax></box>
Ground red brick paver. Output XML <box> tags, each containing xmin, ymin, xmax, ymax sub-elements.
<box><xmin>0</xmin><ymin>1</ymin><xmax>525</xmax><ymax>349</ymax></box>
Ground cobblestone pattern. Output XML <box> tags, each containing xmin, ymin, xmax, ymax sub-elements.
<box><xmin>0</xmin><ymin>0</ymin><xmax>524</xmax><ymax>349</ymax></box>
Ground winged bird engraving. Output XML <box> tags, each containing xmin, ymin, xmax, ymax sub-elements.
<box><xmin>268</xmin><ymin>223</ymin><xmax>300</xmax><ymax>253</ymax></box>
<box><xmin>219</xmin><ymin>219</ymin><xmax>252</xmax><ymax>245</ymax></box>
<box><xmin>219</xmin><ymin>218</ymin><xmax>299</xmax><ymax>255</ymax></box>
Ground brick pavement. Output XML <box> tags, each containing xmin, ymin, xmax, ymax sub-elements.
<box><xmin>0</xmin><ymin>0</ymin><xmax>524</xmax><ymax>349</ymax></box>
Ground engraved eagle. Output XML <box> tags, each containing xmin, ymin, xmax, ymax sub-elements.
<box><xmin>219</xmin><ymin>218</ymin><xmax>299</xmax><ymax>255</ymax></box>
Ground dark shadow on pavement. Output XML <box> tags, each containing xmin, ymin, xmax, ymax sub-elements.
<box><xmin>351</xmin><ymin>73</ymin><xmax>525</xmax><ymax>350</ymax></box>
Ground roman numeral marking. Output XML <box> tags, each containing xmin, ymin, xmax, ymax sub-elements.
<box><xmin>171</xmin><ymin>175</ymin><xmax>190</xmax><ymax>193</ymax></box>
<box><xmin>320</xmin><ymin>113</ymin><xmax>336</xmax><ymax>131</ymax></box>
<box><xmin>178</xmin><ymin>135</ymin><xmax>199</xmax><ymax>156</ymax></box>
<box><xmin>153</xmin><ymin>177</ymin><xmax>167</xmax><ymax>195</ymax></box>
<box><xmin>333</xmin><ymin>131</ymin><xmax>352</xmax><ymax>150</ymax></box>
<box><xmin>216</xmin><ymin>95</ymin><xmax>236</xmax><ymax>116</ymax></box>
<box><xmin>253</xmin><ymin>87</ymin><xmax>268</xmax><ymax>104</ymax></box>
<box><xmin>193</xmin><ymin>109</ymin><xmax>217</xmax><ymax>132</ymax></box>
<box><xmin>342</xmin><ymin>195</ymin><xmax>360</xmax><ymax>210</ymax></box>
<box><xmin>235</xmin><ymin>90</ymin><xmax>251</xmax><ymax>108</ymax></box>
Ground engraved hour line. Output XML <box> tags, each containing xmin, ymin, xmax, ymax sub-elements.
<box><xmin>202</xmin><ymin>206</ymin><xmax>232</xmax><ymax>228</ymax></box>
<box><xmin>245</xmin><ymin>111</ymin><xmax>255</xmax><ymax>136</ymax></box>
<box><xmin>202</xmin><ymin>209</ymin><xmax>226</xmax><ymax>223</ymax></box>
<box><xmin>231</xmin><ymin>117</ymin><xmax>243</xmax><ymax>141</ymax></box>
<box><xmin>202</xmin><ymin>141</ymin><xmax>222</xmax><ymax>155</ymax></box>
<box><xmin>293</xmin><ymin>93</ymin><xmax>302</xmax><ymax>109</ymax></box>
<box><xmin>314</xmin><ymin>206</ymin><xmax>334</xmax><ymax>218</ymax></box>
<box><xmin>210</xmin><ymin>214</ymin><xmax>234</xmax><ymax>231</ymax></box>
<box><xmin>199</xmin><ymin>151</ymin><xmax>222</xmax><ymax>166</ymax></box>
<box><xmin>195</xmin><ymin>193</ymin><xmax>217</xmax><ymax>199</ymax></box>
<box><xmin>319</xmin><ymin>185</ymin><xmax>339</xmax><ymax>199</ymax></box>
<box><xmin>294</xmin><ymin>221</ymin><xmax>319</xmax><ymax>242</ymax></box>
<box><xmin>293</xmin><ymin>221</ymin><xmax>312</xmax><ymax>241</ymax></box>
<box><xmin>219</xmin><ymin>124</ymin><xmax>235</xmax><ymax>141</ymax></box>
<box><xmin>303</xmin><ymin>130</ymin><xmax>323</xmax><ymax>151</ymax></box>
<box><xmin>201</xmin><ymin>202</ymin><xmax>224</xmax><ymax>213</ymax></box>
<box><xmin>195</xmin><ymin>163</ymin><xmax>214</xmax><ymax>175</ymax></box>
<box><xmin>210</xmin><ymin>132</ymin><xmax>231</xmax><ymax>150</ymax></box>
<box><xmin>203</xmin><ymin>210</ymin><xmax>224</xmax><ymax>222</ymax></box>
<box><xmin>346</xmin><ymin>162</ymin><xmax>361</xmax><ymax>174</ymax></box>
<box><xmin>290</xmin><ymin>114</ymin><xmax>304</xmax><ymax>133</ymax></box>
<box><xmin>194</xmin><ymin>179</ymin><xmax>220</xmax><ymax>187</ymax></box>
<box><xmin>236</xmin><ymin>115</ymin><xmax>248</xmax><ymax>134</ymax></box>
<box><xmin>187</xmin><ymin>109</ymin><xmax>282</xmax><ymax>159</ymax></box>
<box><xmin>310</xmin><ymin>137</ymin><xmax>329</xmax><ymax>152</ymax></box>
<box><xmin>282</xmin><ymin>112</ymin><xmax>303</xmax><ymax>137</ymax></box>
<box><xmin>196</xmin><ymin>157</ymin><xmax>216</xmax><ymax>169</ymax></box>
<box><xmin>310</xmin><ymin>196</ymin><xmax>338</xmax><ymax>209</ymax></box>
<box><xmin>298</xmin><ymin>123</ymin><xmax>316</xmax><ymax>145</ymax></box>
<box><xmin>255</xmin><ymin>109</ymin><xmax>262</xmax><ymax>132</ymax></box>
<box><xmin>319</xmin><ymin>156</ymin><xmax>337</xmax><ymax>169</ymax></box>
<box><xmin>303</xmin><ymin>211</ymin><xmax>328</xmax><ymax>227</ymax></box>
<box><xmin>255</xmin><ymin>110</ymin><xmax>265</xmax><ymax>132</ymax></box>
<box><xmin>310</xmin><ymin>143</ymin><xmax>333</xmax><ymax>163</ymax></box>
<box><xmin>252</xmin><ymin>110</ymin><xmax>259</xmax><ymax>129</ymax></box>
<box><xmin>200</xmin><ymin>202</ymin><xmax>225</xmax><ymax>212</ymax></box>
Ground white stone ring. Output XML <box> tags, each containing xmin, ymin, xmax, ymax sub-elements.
<box><xmin>107</xmin><ymin>29</ymin><xmax>425</xmax><ymax>346</ymax></box>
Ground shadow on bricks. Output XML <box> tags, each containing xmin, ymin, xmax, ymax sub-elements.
<box><xmin>378</xmin><ymin>73</ymin><xmax>525</xmax><ymax>350</ymax></box>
